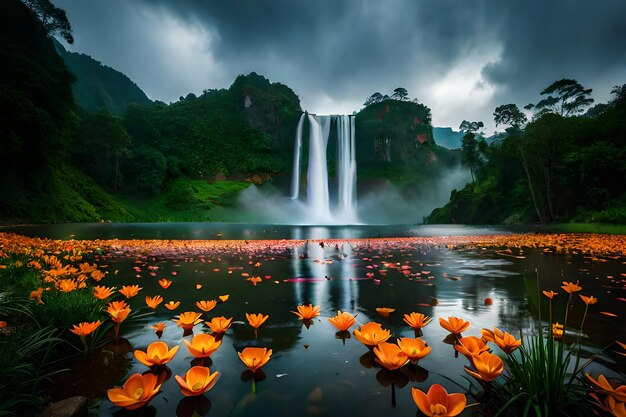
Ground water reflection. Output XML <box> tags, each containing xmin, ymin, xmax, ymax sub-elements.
<box><xmin>1</xmin><ymin>222</ymin><xmax>510</xmax><ymax>240</ymax></box>
<box><xmin>83</xmin><ymin>239</ymin><xmax>625</xmax><ymax>417</ymax></box>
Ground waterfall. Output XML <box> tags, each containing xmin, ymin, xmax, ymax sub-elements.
<box><xmin>290</xmin><ymin>113</ymin><xmax>306</xmax><ymax>199</ymax></box>
<box><xmin>336</xmin><ymin>115</ymin><xmax>357</xmax><ymax>220</ymax></box>
<box><xmin>306</xmin><ymin>114</ymin><xmax>331</xmax><ymax>221</ymax></box>
<box><xmin>290</xmin><ymin>113</ymin><xmax>358</xmax><ymax>224</ymax></box>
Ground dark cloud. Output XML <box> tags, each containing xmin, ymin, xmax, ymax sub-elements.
<box><xmin>52</xmin><ymin>0</ymin><xmax>626</xmax><ymax>132</ymax></box>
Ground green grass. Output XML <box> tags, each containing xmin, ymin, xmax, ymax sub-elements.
<box><xmin>0</xmin><ymin>293</ymin><xmax>66</xmax><ymax>416</ymax></box>
<box><xmin>120</xmin><ymin>177</ymin><xmax>251</xmax><ymax>222</ymax></box>
<box><xmin>550</xmin><ymin>223</ymin><xmax>626</xmax><ymax>235</ymax></box>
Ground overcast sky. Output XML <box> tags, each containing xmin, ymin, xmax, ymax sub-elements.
<box><xmin>53</xmin><ymin>0</ymin><xmax>626</xmax><ymax>133</ymax></box>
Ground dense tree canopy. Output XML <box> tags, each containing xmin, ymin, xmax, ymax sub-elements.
<box><xmin>532</xmin><ymin>79</ymin><xmax>594</xmax><ymax>116</ymax></box>
<box><xmin>429</xmin><ymin>81</ymin><xmax>626</xmax><ymax>224</ymax></box>
<box><xmin>21</xmin><ymin>0</ymin><xmax>73</xmax><ymax>43</ymax></box>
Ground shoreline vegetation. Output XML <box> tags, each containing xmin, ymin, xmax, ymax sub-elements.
<box><xmin>2</xmin><ymin>222</ymin><xmax>625</xmax><ymax>237</ymax></box>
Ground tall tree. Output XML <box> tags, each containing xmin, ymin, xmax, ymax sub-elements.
<box><xmin>493</xmin><ymin>104</ymin><xmax>543</xmax><ymax>221</ymax></box>
<box><xmin>459</xmin><ymin>120</ymin><xmax>484</xmax><ymax>133</ymax></box>
<box><xmin>459</xmin><ymin>120</ymin><xmax>485</xmax><ymax>184</ymax></box>
<box><xmin>364</xmin><ymin>92</ymin><xmax>383</xmax><ymax>106</ymax></box>
<box><xmin>20</xmin><ymin>0</ymin><xmax>73</xmax><ymax>43</ymax></box>
<box><xmin>534</xmin><ymin>79</ymin><xmax>594</xmax><ymax>116</ymax></box>
<box><xmin>493</xmin><ymin>104</ymin><xmax>527</xmax><ymax>128</ymax></box>
<box><xmin>391</xmin><ymin>87</ymin><xmax>408</xmax><ymax>101</ymax></box>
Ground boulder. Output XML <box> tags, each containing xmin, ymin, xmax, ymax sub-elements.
<box><xmin>40</xmin><ymin>396</ymin><xmax>88</xmax><ymax>417</ymax></box>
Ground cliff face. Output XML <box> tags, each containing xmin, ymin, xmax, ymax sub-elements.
<box><xmin>355</xmin><ymin>99</ymin><xmax>435</xmax><ymax>170</ymax></box>
<box><xmin>229</xmin><ymin>72</ymin><xmax>302</xmax><ymax>153</ymax></box>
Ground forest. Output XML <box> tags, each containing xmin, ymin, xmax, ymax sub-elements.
<box><xmin>1</xmin><ymin>0</ymin><xmax>624</xmax><ymax>226</ymax></box>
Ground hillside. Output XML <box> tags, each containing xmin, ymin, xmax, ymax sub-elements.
<box><xmin>53</xmin><ymin>40</ymin><xmax>153</xmax><ymax>115</ymax></box>
<box><xmin>0</xmin><ymin>0</ymin><xmax>464</xmax><ymax>224</ymax></box>
<box><xmin>427</xmin><ymin>92</ymin><xmax>626</xmax><ymax>225</ymax></box>
<box><xmin>355</xmin><ymin>99</ymin><xmax>462</xmax><ymax>185</ymax></box>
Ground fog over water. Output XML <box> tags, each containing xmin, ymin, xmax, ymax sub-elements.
<box><xmin>236</xmin><ymin>165</ymin><xmax>471</xmax><ymax>225</ymax></box>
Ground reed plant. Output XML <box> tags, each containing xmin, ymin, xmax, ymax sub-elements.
<box><xmin>489</xmin><ymin>274</ymin><xmax>603</xmax><ymax>416</ymax></box>
<box><xmin>0</xmin><ymin>293</ymin><xmax>65</xmax><ymax>416</ymax></box>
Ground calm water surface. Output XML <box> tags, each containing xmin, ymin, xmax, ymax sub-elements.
<box><xmin>12</xmin><ymin>224</ymin><xmax>623</xmax><ymax>416</ymax></box>
<box><xmin>0</xmin><ymin>222</ymin><xmax>512</xmax><ymax>240</ymax></box>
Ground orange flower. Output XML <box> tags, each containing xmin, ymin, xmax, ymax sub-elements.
<box><xmin>439</xmin><ymin>317</ymin><xmax>471</xmax><ymax>334</ymax></box>
<box><xmin>183</xmin><ymin>333</ymin><xmax>222</xmax><ymax>358</ymax></box>
<box><xmin>375</xmin><ymin>307</ymin><xmax>395</xmax><ymax>318</ymax></box>
<box><xmin>69</xmin><ymin>320</ymin><xmax>102</xmax><ymax>336</ymax></box>
<box><xmin>328</xmin><ymin>310</ymin><xmax>356</xmax><ymax>331</ymax></box>
<box><xmin>353</xmin><ymin>322</ymin><xmax>391</xmax><ymax>347</ymax></box>
<box><xmin>151</xmin><ymin>322</ymin><xmax>166</xmax><ymax>333</ymax></box>
<box><xmin>580</xmin><ymin>294</ymin><xmax>598</xmax><ymax>305</ymax></box>
<box><xmin>585</xmin><ymin>374</ymin><xmax>626</xmax><ymax>402</ymax></box>
<box><xmin>606</xmin><ymin>397</ymin><xmax>626</xmax><ymax>417</ymax></box>
<box><xmin>0</xmin><ymin>321</ymin><xmax>7</xmax><ymax>329</ymax></box>
<box><xmin>552</xmin><ymin>322</ymin><xmax>564</xmax><ymax>340</ymax></box>
<box><xmin>30</xmin><ymin>287</ymin><xmax>44</xmax><ymax>304</ymax></box>
<box><xmin>454</xmin><ymin>336</ymin><xmax>490</xmax><ymax>358</ymax></box>
<box><xmin>411</xmin><ymin>384</ymin><xmax>466</xmax><ymax>417</ymax></box>
<box><xmin>542</xmin><ymin>290</ymin><xmax>558</xmax><ymax>299</ymax></box>
<box><xmin>158</xmin><ymin>278</ymin><xmax>172</xmax><ymax>289</ymax></box>
<box><xmin>218</xmin><ymin>294</ymin><xmax>230</xmax><ymax>302</ymax></box>
<box><xmin>91</xmin><ymin>270</ymin><xmax>105</xmax><ymax>282</ymax></box>
<box><xmin>481</xmin><ymin>327</ymin><xmax>503</xmax><ymax>343</ymax></box>
<box><xmin>403</xmin><ymin>312</ymin><xmax>432</xmax><ymax>330</ymax></box>
<box><xmin>238</xmin><ymin>347</ymin><xmax>272</xmax><ymax>372</ymax></box>
<box><xmin>561</xmin><ymin>281</ymin><xmax>582</xmax><ymax>294</ymax></box>
<box><xmin>493</xmin><ymin>329</ymin><xmax>522</xmax><ymax>354</ymax></box>
<box><xmin>172</xmin><ymin>312</ymin><xmax>203</xmax><ymax>330</ymax></box>
<box><xmin>107</xmin><ymin>373</ymin><xmax>161</xmax><ymax>410</ymax></box>
<box><xmin>119</xmin><ymin>285</ymin><xmax>142</xmax><ymax>298</ymax></box>
<box><xmin>107</xmin><ymin>301</ymin><xmax>131</xmax><ymax>323</ymax></box>
<box><xmin>196</xmin><ymin>300</ymin><xmax>217</xmax><ymax>312</ymax></box>
<box><xmin>373</xmin><ymin>341</ymin><xmax>410</xmax><ymax>370</ymax></box>
<box><xmin>58</xmin><ymin>279</ymin><xmax>78</xmax><ymax>292</ymax></box>
<box><xmin>205</xmin><ymin>316</ymin><xmax>233</xmax><ymax>334</ymax></box>
<box><xmin>164</xmin><ymin>300</ymin><xmax>180</xmax><ymax>310</ymax></box>
<box><xmin>79</xmin><ymin>262</ymin><xmax>97</xmax><ymax>274</ymax></box>
<box><xmin>134</xmin><ymin>341</ymin><xmax>179</xmax><ymax>367</ymax></box>
<box><xmin>292</xmin><ymin>304</ymin><xmax>321</xmax><ymax>320</ymax></box>
<box><xmin>397</xmin><ymin>337</ymin><xmax>431</xmax><ymax>362</ymax></box>
<box><xmin>145</xmin><ymin>295</ymin><xmax>163</xmax><ymax>309</ymax></box>
<box><xmin>175</xmin><ymin>366</ymin><xmax>219</xmax><ymax>396</ymax></box>
<box><xmin>93</xmin><ymin>285</ymin><xmax>115</xmax><ymax>300</ymax></box>
<box><xmin>247</xmin><ymin>276</ymin><xmax>262</xmax><ymax>286</ymax></box>
<box><xmin>246</xmin><ymin>313</ymin><xmax>269</xmax><ymax>329</ymax></box>
<box><xmin>465</xmin><ymin>352</ymin><xmax>504</xmax><ymax>382</ymax></box>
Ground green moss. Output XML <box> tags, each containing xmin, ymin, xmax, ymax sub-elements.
<box><xmin>550</xmin><ymin>223</ymin><xmax>626</xmax><ymax>235</ymax></box>
<box><xmin>120</xmin><ymin>177</ymin><xmax>251</xmax><ymax>222</ymax></box>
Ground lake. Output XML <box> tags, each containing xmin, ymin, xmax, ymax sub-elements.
<box><xmin>3</xmin><ymin>224</ymin><xmax>624</xmax><ymax>416</ymax></box>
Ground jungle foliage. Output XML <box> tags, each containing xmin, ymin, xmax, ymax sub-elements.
<box><xmin>428</xmin><ymin>83</ymin><xmax>626</xmax><ymax>224</ymax></box>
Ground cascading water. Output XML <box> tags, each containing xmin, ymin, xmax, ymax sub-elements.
<box><xmin>290</xmin><ymin>113</ymin><xmax>306</xmax><ymax>200</ymax></box>
<box><xmin>291</xmin><ymin>113</ymin><xmax>358</xmax><ymax>224</ymax></box>
<box><xmin>336</xmin><ymin>115</ymin><xmax>357</xmax><ymax>220</ymax></box>
<box><xmin>306</xmin><ymin>114</ymin><xmax>331</xmax><ymax>222</ymax></box>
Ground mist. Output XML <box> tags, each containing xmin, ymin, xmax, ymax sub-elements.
<box><xmin>233</xmin><ymin>165</ymin><xmax>471</xmax><ymax>225</ymax></box>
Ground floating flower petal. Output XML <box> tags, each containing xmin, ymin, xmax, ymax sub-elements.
<box><xmin>107</xmin><ymin>373</ymin><xmax>161</xmax><ymax>410</ymax></box>
<box><xmin>411</xmin><ymin>384</ymin><xmax>467</xmax><ymax>417</ymax></box>
<box><xmin>175</xmin><ymin>366</ymin><xmax>219</xmax><ymax>397</ymax></box>
<box><xmin>238</xmin><ymin>347</ymin><xmax>272</xmax><ymax>372</ymax></box>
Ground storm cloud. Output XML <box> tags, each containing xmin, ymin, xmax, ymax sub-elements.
<box><xmin>53</xmin><ymin>0</ymin><xmax>626</xmax><ymax>133</ymax></box>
